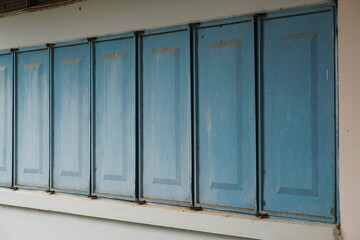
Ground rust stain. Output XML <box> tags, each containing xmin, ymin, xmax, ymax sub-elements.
<box><xmin>152</xmin><ymin>46</ymin><xmax>179</xmax><ymax>55</ymax></box>
<box><xmin>103</xmin><ymin>52</ymin><xmax>127</xmax><ymax>59</ymax></box>
<box><xmin>266</xmin><ymin>209</ymin><xmax>333</xmax><ymax>219</ymax></box>
<box><xmin>24</xmin><ymin>62</ymin><xmax>42</xmax><ymax>68</ymax></box>
<box><xmin>62</xmin><ymin>57</ymin><xmax>82</xmax><ymax>64</ymax></box>
<box><xmin>278</xmin><ymin>32</ymin><xmax>314</xmax><ymax>41</ymax></box>
<box><xmin>210</xmin><ymin>40</ymin><xmax>240</xmax><ymax>49</ymax></box>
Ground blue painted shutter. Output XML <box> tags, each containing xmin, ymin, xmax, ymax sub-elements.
<box><xmin>0</xmin><ymin>54</ymin><xmax>13</xmax><ymax>186</ymax></box>
<box><xmin>142</xmin><ymin>30</ymin><xmax>191</xmax><ymax>203</ymax></box>
<box><xmin>17</xmin><ymin>50</ymin><xmax>49</xmax><ymax>188</ymax></box>
<box><xmin>53</xmin><ymin>44</ymin><xmax>90</xmax><ymax>192</ymax></box>
<box><xmin>196</xmin><ymin>21</ymin><xmax>256</xmax><ymax>210</ymax></box>
<box><xmin>262</xmin><ymin>11</ymin><xmax>335</xmax><ymax>220</ymax></box>
<box><xmin>94</xmin><ymin>38</ymin><xmax>136</xmax><ymax>198</ymax></box>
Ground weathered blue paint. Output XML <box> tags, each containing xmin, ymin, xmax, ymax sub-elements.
<box><xmin>196</xmin><ymin>21</ymin><xmax>256</xmax><ymax>211</ymax></box>
<box><xmin>53</xmin><ymin>44</ymin><xmax>90</xmax><ymax>193</ymax></box>
<box><xmin>0</xmin><ymin>53</ymin><xmax>13</xmax><ymax>187</ymax></box>
<box><xmin>261</xmin><ymin>10</ymin><xmax>335</xmax><ymax>221</ymax></box>
<box><xmin>94</xmin><ymin>37</ymin><xmax>136</xmax><ymax>198</ymax></box>
<box><xmin>141</xmin><ymin>30</ymin><xmax>191</xmax><ymax>204</ymax></box>
<box><xmin>16</xmin><ymin>49</ymin><xmax>49</xmax><ymax>188</ymax></box>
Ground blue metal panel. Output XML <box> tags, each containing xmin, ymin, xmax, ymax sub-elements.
<box><xmin>53</xmin><ymin>44</ymin><xmax>90</xmax><ymax>193</ymax></box>
<box><xmin>262</xmin><ymin>10</ymin><xmax>335</xmax><ymax>221</ymax></box>
<box><xmin>0</xmin><ymin>54</ymin><xmax>13</xmax><ymax>187</ymax></box>
<box><xmin>196</xmin><ymin>21</ymin><xmax>256</xmax><ymax>211</ymax></box>
<box><xmin>16</xmin><ymin>49</ymin><xmax>49</xmax><ymax>188</ymax></box>
<box><xmin>94</xmin><ymin>38</ymin><xmax>136</xmax><ymax>198</ymax></box>
<box><xmin>142</xmin><ymin>30</ymin><xmax>191</xmax><ymax>204</ymax></box>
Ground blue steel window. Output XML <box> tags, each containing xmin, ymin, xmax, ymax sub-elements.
<box><xmin>0</xmin><ymin>52</ymin><xmax>12</xmax><ymax>187</ymax></box>
<box><xmin>16</xmin><ymin>48</ymin><xmax>50</xmax><ymax>188</ymax></box>
<box><xmin>195</xmin><ymin>20</ymin><xmax>256</xmax><ymax>212</ymax></box>
<box><xmin>140</xmin><ymin>29</ymin><xmax>192</xmax><ymax>204</ymax></box>
<box><xmin>0</xmin><ymin>4</ymin><xmax>337</xmax><ymax>223</ymax></box>
<box><xmin>52</xmin><ymin>43</ymin><xmax>91</xmax><ymax>193</ymax></box>
<box><xmin>94</xmin><ymin>37</ymin><xmax>136</xmax><ymax>199</ymax></box>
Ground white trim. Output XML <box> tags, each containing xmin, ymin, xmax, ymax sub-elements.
<box><xmin>0</xmin><ymin>188</ymin><xmax>338</xmax><ymax>240</ymax></box>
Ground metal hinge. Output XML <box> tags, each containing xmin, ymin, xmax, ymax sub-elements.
<box><xmin>189</xmin><ymin>206</ymin><xmax>203</xmax><ymax>211</ymax></box>
<box><xmin>253</xmin><ymin>12</ymin><xmax>267</xmax><ymax>18</ymax></box>
<box><xmin>255</xmin><ymin>212</ymin><xmax>269</xmax><ymax>219</ymax></box>
<box><xmin>189</xmin><ymin>22</ymin><xmax>200</xmax><ymax>28</ymax></box>
<box><xmin>135</xmin><ymin>200</ymin><xmax>147</xmax><ymax>205</ymax></box>
<box><xmin>46</xmin><ymin>189</ymin><xmax>56</xmax><ymax>194</ymax></box>
<box><xmin>87</xmin><ymin>37</ymin><xmax>97</xmax><ymax>42</ymax></box>
<box><xmin>88</xmin><ymin>194</ymin><xmax>99</xmax><ymax>199</ymax></box>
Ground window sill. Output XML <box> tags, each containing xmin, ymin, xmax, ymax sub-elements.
<box><xmin>0</xmin><ymin>188</ymin><xmax>339</xmax><ymax>240</ymax></box>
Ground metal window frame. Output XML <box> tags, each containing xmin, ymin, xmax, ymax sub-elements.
<box><xmin>90</xmin><ymin>32</ymin><xmax>137</xmax><ymax>201</ymax></box>
<box><xmin>50</xmin><ymin>39</ymin><xmax>91</xmax><ymax>196</ymax></box>
<box><xmin>12</xmin><ymin>44</ymin><xmax>50</xmax><ymax>191</ymax></box>
<box><xmin>138</xmin><ymin>25</ymin><xmax>193</xmax><ymax>207</ymax></box>
<box><xmin>0</xmin><ymin>49</ymin><xmax>13</xmax><ymax>188</ymax></box>
<box><xmin>256</xmin><ymin>3</ymin><xmax>337</xmax><ymax>223</ymax></box>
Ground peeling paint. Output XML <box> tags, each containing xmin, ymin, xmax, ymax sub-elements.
<box><xmin>209</xmin><ymin>40</ymin><xmax>240</xmax><ymax>49</ymax></box>
<box><xmin>24</xmin><ymin>62</ymin><xmax>42</xmax><ymax>68</ymax></box>
<box><xmin>61</xmin><ymin>57</ymin><xmax>82</xmax><ymax>64</ymax></box>
<box><xmin>103</xmin><ymin>52</ymin><xmax>127</xmax><ymax>59</ymax></box>
<box><xmin>152</xmin><ymin>46</ymin><xmax>178</xmax><ymax>55</ymax></box>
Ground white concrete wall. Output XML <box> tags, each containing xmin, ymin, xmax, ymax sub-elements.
<box><xmin>0</xmin><ymin>0</ymin><xmax>328</xmax><ymax>49</ymax></box>
<box><xmin>338</xmin><ymin>0</ymin><xmax>360</xmax><ymax>239</ymax></box>
<box><xmin>1</xmin><ymin>0</ymin><xmax>349</xmax><ymax>240</ymax></box>
<box><xmin>0</xmin><ymin>205</ymin><xmax>245</xmax><ymax>240</ymax></box>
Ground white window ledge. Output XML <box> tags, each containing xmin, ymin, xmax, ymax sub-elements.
<box><xmin>0</xmin><ymin>188</ymin><xmax>339</xmax><ymax>240</ymax></box>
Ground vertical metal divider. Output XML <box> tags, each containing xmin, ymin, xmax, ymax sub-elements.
<box><xmin>11</xmin><ymin>48</ymin><xmax>18</xmax><ymax>190</ymax></box>
<box><xmin>135</xmin><ymin>31</ymin><xmax>145</xmax><ymax>204</ymax></box>
<box><xmin>88</xmin><ymin>38</ymin><xmax>98</xmax><ymax>199</ymax></box>
<box><xmin>189</xmin><ymin>23</ymin><xmax>201</xmax><ymax>210</ymax></box>
<box><xmin>332</xmin><ymin>4</ymin><xmax>340</xmax><ymax>224</ymax></box>
<box><xmin>47</xmin><ymin>44</ymin><xmax>55</xmax><ymax>194</ymax></box>
<box><xmin>254</xmin><ymin>14</ymin><xmax>266</xmax><ymax>217</ymax></box>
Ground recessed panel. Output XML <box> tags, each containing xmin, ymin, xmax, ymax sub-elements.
<box><xmin>197</xmin><ymin>22</ymin><xmax>256</xmax><ymax>210</ymax></box>
<box><xmin>262</xmin><ymin>11</ymin><xmax>335</xmax><ymax>219</ymax></box>
<box><xmin>53</xmin><ymin>44</ymin><xmax>90</xmax><ymax>192</ymax></box>
<box><xmin>94</xmin><ymin>38</ymin><xmax>135</xmax><ymax>197</ymax></box>
<box><xmin>0</xmin><ymin>54</ymin><xmax>12</xmax><ymax>186</ymax></box>
<box><xmin>17</xmin><ymin>50</ymin><xmax>49</xmax><ymax>188</ymax></box>
<box><xmin>142</xmin><ymin>30</ymin><xmax>191</xmax><ymax>203</ymax></box>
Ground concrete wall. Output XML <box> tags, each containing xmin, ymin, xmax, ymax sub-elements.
<box><xmin>0</xmin><ymin>205</ymin><xmax>243</xmax><ymax>240</ymax></box>
<box><xmin>0</xmin><ymin>0</ymin><xmax>327</xmax><ymax>49</ymax></box>
<box><xmin>3</xmin><ymin>0</ymin><xmax>357</xmax><ymax>239</ymax></box>
<box><xmin>338</xmin><ymin>0</ymin><xmax>360</xmax><ymax>239</ymax></box>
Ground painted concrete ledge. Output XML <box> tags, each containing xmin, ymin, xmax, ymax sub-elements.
<box><xmin>0</xmin><ymin>188</ymin><xmax>339</xmax><ymax>240</ymax></box>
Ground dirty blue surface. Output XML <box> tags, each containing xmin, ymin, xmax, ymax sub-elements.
<box><xmin>94</xmin><ymin>37</ymin><xmax>136</xmax><ymax>198</ymax></box>
<box><xmin>0</xmin><ymin>54</ymin><xmax>12</xmax><ymax>186</ymax></box>
<box><xmin>0</xmin><ymin>3</ymin><xmax>337</xmax><ymax>223</ymax></box>
<box><xmin>16</xmin><ymin>49</ymin><xmax>49</xmax><ymax>188</ymax></box>
<box><xmin>141</xmin><ymin>30</ymin><xmax>192</xmax><ymax>203</ymax></box>
<box><xmin>261</xmin><ymin>10</ymin><xmax>335</xmax><ymax>220</ymax></box>
<box><xmin>53</xmin><ymin>44</ymin><xmax>90</xmax><ymax>192</ymax></box>
<box><xmin>196</xmin><ymin>21</ymin><xmax>256</xmax><ymax>210</ymax></box>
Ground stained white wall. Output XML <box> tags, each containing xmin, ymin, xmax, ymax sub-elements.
<box><xmin>0</xmin><ymin>205</ymin><xmax>246</xmax><ymax>240</ymax></box>
<box><xmin>338</xmin><ymin>0</ymin><xmax>360</xmax><ymax>239</ymax></box>
<box><xmin>0</xmin><ymin>0</ymin><xmax>328</xmax><ymax>49</ymax></box>
<box><xmin>0</xmin><ymin>0</ymin><xmax>347</xmax><ymax>240</ymax></box>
